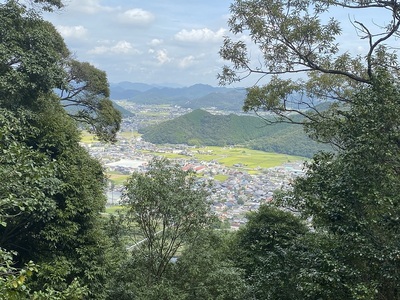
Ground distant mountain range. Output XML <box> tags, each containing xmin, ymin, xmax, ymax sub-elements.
<box><xmin>110</xmin><ymin>82</ymin><xmax>247</xmax><ymax>111</ymax></box>
<box><xmin>140</xmin><ymin>109</ymin><xmax>331</xmax><ymax>158</ymax></box>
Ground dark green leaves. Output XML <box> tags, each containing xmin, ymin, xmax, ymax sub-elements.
<box><xmin>123</xmin><ymin>158</ymin><xmax>212</xmax><ymax>283</ymax></box>
<box><xmin>0</xmin><ymin>1</ymin><xmax>68</xmax><ymax>108</ymax></box>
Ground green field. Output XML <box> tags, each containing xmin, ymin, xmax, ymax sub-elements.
<box><xmin>193</xmin><ymin>146</ymin><xmax>302</xmax><ymax>168</ymax></box>
<box><xmin>107</xmin><ymin>171</ymin><xmax>130</xmax><ymax>185</ymax></box>
<box><xmin>118</xmin><ymin>131</ymin><xmax>141</xmax><ymax>139</ymax></box>
<box><xmin>105</xmin><ymin>205</ymin><xmax>126</xmax><ymax>214</ymax></box>
<box><xmin>147</xmin><ymin>146</ymin><xmax>304</xmax><ymax>174</ymax></box>
<box><xmin>213</xmin><ymin>174</ymin><xmax>229</xmax><ymax>182</ymax></box>
<box><xmin>81</xmin><ymin>130</ymin><xmax>141</xmax><ymax>144</ymax></box>
<box><xmin>80</xmin><ymin>130</ymin><xmax>98</xmax><ymax>144</ymax></box>
<box><xmin>81</xmin><ymin>128</ymin><xmax>304</xmax><ymax>176</ymax></box>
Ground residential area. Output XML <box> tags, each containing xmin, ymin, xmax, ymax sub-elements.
<box><xmin>82</xmin><ymin>115</ymin><xmax>305</xmax><ymax>229</ymax></box>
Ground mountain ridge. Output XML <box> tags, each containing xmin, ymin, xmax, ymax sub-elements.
<box><xmin>110</xmin><ymin>82</ymin><xmax>247</xmax><ymax>111</ymax></box>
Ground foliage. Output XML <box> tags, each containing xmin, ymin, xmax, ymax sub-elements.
<box><xmin>108</xmin><ymin>158</ymin><xmax>215</xmax><ymax>299</ymax></box>
<box><xmin>0</xmin><ymin>0</ymin><xmax>121</xmax><ymax>142</ymax></box>
<box><xmin>231</xmin><ymin>204</ymin><xmax>360</xmax><ymax>299</ymax></box>
<box><xmin>0</xmin><ymin>0</ymin><xmax>121</xmax><ymax>298</ymax></box>
<box><xmin>232</xmin><ymin>205</ymin><xmax>308</xmax><ymax>299</ymax></box>
<box><xmin>0</xmin><ymin>109</ymin><xmax>58</xmax><ymax>232</ymax></box>
<box><xmin>107</xmin><ymin>228</ymin><xmax>247</xmax><ymax>300</ymax></box>
<box><xmin>60</xmin><ymin>60</ymin><xmax>121</xmax><ymax>143</ymax></box>
<box><xmin>220</xmin><ymin>3</ymin><xmax>400</xmax><ymax>297</ymax></box>
<box><xmin>279</xmin><ymin>73</ymin><xmax>400</xmax><ymax>299</ymax></box>
<box><xmin>0</xmin><ymin>248</ymin><xmax>88</xmax><ymax>300</ymax></box>
<box><xmin>30</xmin><ymin>99</ymin><xmax>110</xmax><ymax>298</ymax></box>
<box><xmin>0</xmin><ymin>97</ymin><xmax>111</xmax><ymax>298</ymax></box>
<box><xmin>0</xmin><ymin>107</ymin><xmax>92</xmax><ymax>299</ymax></box>
<box><xmin>0</xmin><ymin>1</ymin><xmax>69</xmax><ymax>108</ymax></box>
<box><xmin>122</xmin><ymin>157</ymin><xmax>213</xmax><ymax>284</ymax></box>
<box><xmin>28</xmin><ymin>0</ymin><xmax>64</xmax><ymax>12</ymax></box>
<box><xmin>0</xmin><ymin>248</ymin><xmax>38</xmax><ymax>300</ymax></box>
<box><xmin>141</xmin><ymin>109</ymin><xmax>329</xmax><ymax>157</ymax></box>
<box><xmin>219</xmin><ymin>0</ymin><xmax>400</xmax><ymax>127</ymax></box>
<box><xmin>0</xmin><ymin>0</ymin><xmax>120</xmax><ymax>294</ymax></box>
<box><xmin>171</xmin><ymin>229</ymin><xmax>248</xmax><ymax>300</ymax></box>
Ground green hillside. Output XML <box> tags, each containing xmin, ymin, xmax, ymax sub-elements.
<box><xmin>112</xmin><ymin>101</ymin><xmax>135</xmax><ymax>117</ymax></box>
<box><xmin>140</xmin><ymin>109</ymin><xmax>331</xmax><ymax>157</ymax></box>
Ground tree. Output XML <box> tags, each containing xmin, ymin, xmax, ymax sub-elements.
<box><xmin>0</xmin><ymin>0</ymin><xmax>121</xmax><ymax>142</ymax></box>
<box><xmin>24</xmin><ymin>0</ymin><xmax>64</xmax><ymax>11</ymax></box>
<box><xmin>0</xmin><ymin>1</ymin><xmax>69</xmax><ymax>109</ymax></box>
<box><xmin>0</xmin><ymin>107</ymin><xmax>61</xmax><ymax>250</ymax></box>
<box><xmin>232</xmin><ymin>205</ymin><xmax>308</xmax><ymax>299</ymax></box>
<box><xmin>0</xmin><ymin>248</ymin><xmax>88</xmax><ymax>300</ymax></box>
<box><xmin>219</xmin><ymin>0</ymin><xmax>400</xmax><ymax>130</ymax></box>
<box><xmin>60</xmin><ymin>60</ymin><xmax>121</xmax><ymax>143</ymax></box>
<box><xmin>220</xmin><ymin>2</ymin><xmax>400</xmax><ymax>298</ymax></box>
<box><xmin>0</xmin><ymin>96</ymin><xmax>111</xmax><ymax>298</ymax></box>
<box><xmin>0</xmin><ymin>1</ymin><xmax>121</xmax><ymax>297</ymax></box>
<box><xmin>0</xmin><ymin>108</ymin><xmax>92</xmax><ymax>299</ymax></box>
<box><xmin>171</xmin><ymin>229</ymin><xmax>247</xmax><ymax>300</ymax></box>
<box><xmin>122</xmin><ymin>158</ymin><xmax>212</xmax><ymax>286</ymax></box>
<box><xmin>279</xmin><ymin>73</ymin><xmax>400</xmax><ymax>299</ymax></box>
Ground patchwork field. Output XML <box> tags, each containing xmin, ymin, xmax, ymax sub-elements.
<box><xmin>82</xmin><ymin>130</ymin><xmax>305</xmax><ymax>184</ymax></box>
<box><xmin>153</xmin><ymin>146</ymin><xmax>303</xmax><ymax>172</ymax></box>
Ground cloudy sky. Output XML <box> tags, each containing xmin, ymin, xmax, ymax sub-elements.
<box><xmin>42</xmin><ymin>1</ymin><xmax>395</xmax><ymax>87</ymax></box>
<box><xmin>43</xmin><ymin>0</ymin><xmax>233</xmax><ymax>87</ymax></box>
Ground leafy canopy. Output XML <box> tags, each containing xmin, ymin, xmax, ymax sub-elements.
<box><xmin>219</xmin><ymin>0</ymin><xmax>400</xmax><ymax>126</ymax></box>
<box><xmin>123</xmin><ymin>158</ymin><xmax>212</xmax><ymax>283</ymax></box>
<box><xmin>0</xmin><ymin>0</ymin><xmax>121</xmax><ymax>142</ymax></box>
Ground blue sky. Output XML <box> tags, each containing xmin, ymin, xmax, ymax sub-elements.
<box><xmin>43</xmin><ymin>0</ymin><xmax>233</xmax><ymax>86</ymax></box>
<box><xmin>41</xmin><ymin>1</ymin><xmax>397</xmax><ymax>87</ymax></box>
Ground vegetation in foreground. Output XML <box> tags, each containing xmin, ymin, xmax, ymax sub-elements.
<box><xmin>2</xmin><ymin>0</ymin><xmax>400</xmax><ymax>299</ymax></box>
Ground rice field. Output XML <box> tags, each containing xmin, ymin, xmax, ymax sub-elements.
<box><xmin>148</xmin><ymin>146</ymin><xmax>303</xmax><ymax>174</ymax></box>
<box><xmin>80</xmin><ymin>130</ymin><xmax>98</xmax><ymax>144</ymax></box>
<box><xmin>187</xmin><ymin>146</ymin><xmax>302</xmax><ymax>169</ymax></box>
<box><xmin>107</xmin><ymin>171</ymin><xmax>130</xmax><ymax>185</ymax></box>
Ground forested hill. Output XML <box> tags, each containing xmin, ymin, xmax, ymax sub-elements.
<box><xmin>112</xmin><ymin>101</ymin><xmax>135</xmax><ymax>117</ymax></box>
<box><xmin>140</xmin><ymin>109</ymin><xmax>331</xmax><ymax>157</ymax></box>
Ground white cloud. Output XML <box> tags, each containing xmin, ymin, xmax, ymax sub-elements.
<box><xmin>56</xmin><ymin>25</ymin><xmax>87</xmax><ymax>39</ymax></box>
<box><xmin>119</xmin><ymin>8</ymin><xmax>155</xmax><ymax>25</ymax></box>
<box><xmin>156</xmin><ymin>49</ymin><xmax>171</xmax><ymax>65</ymax></box>
<box><xmin>88</xmin><ymin>41</ymin><xmax>139</xmax><ymax>55</ymax></box>
<box><xmin>179</xmin><ymin>55</ymin><xmax>196</xmax><ymax>69</ymax></box>
<box><xmin>174</xmin><ymin>28</ymin><xmax>227</xmax><ymax>43</ymax></box>
<box><xmin>148</xmin><ymin>38</ymin><xmax>163</xmax><ymax>46</ymax></box>
<box><xmin>67</xmin><ymin>0</ymin><xmax>116</xmax><ymax>14</ymax></box>
<box><xmin>113</xmin><ymin>41</ymin><xmax>136</xmax><ymax>53</ymax></box>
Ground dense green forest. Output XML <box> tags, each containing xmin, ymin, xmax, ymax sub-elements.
<box><xmin>0</xmin><ymin>1</ymin><xmax>121</xmax><ymax>298</ymax></box>
<box><xmin>140</xmin><ymin>109</ymin><xmax>330</xmax><ymax>157</ymax></box>
<box><xmin>1</xmin><ymin>0</ymin><xmax>400</xmax><ymax>299</ymax></box>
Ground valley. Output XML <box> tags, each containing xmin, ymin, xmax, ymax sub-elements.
<box><xmin>82</xmin><ymin>102</ymin><xmax>307</xmax><ymax>229</ymax></box>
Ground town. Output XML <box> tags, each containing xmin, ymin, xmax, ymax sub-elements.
<box><xmin>81</xmin><ymin>103</ymin><xmax>305</xmax><ymax>229</ymax></box>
